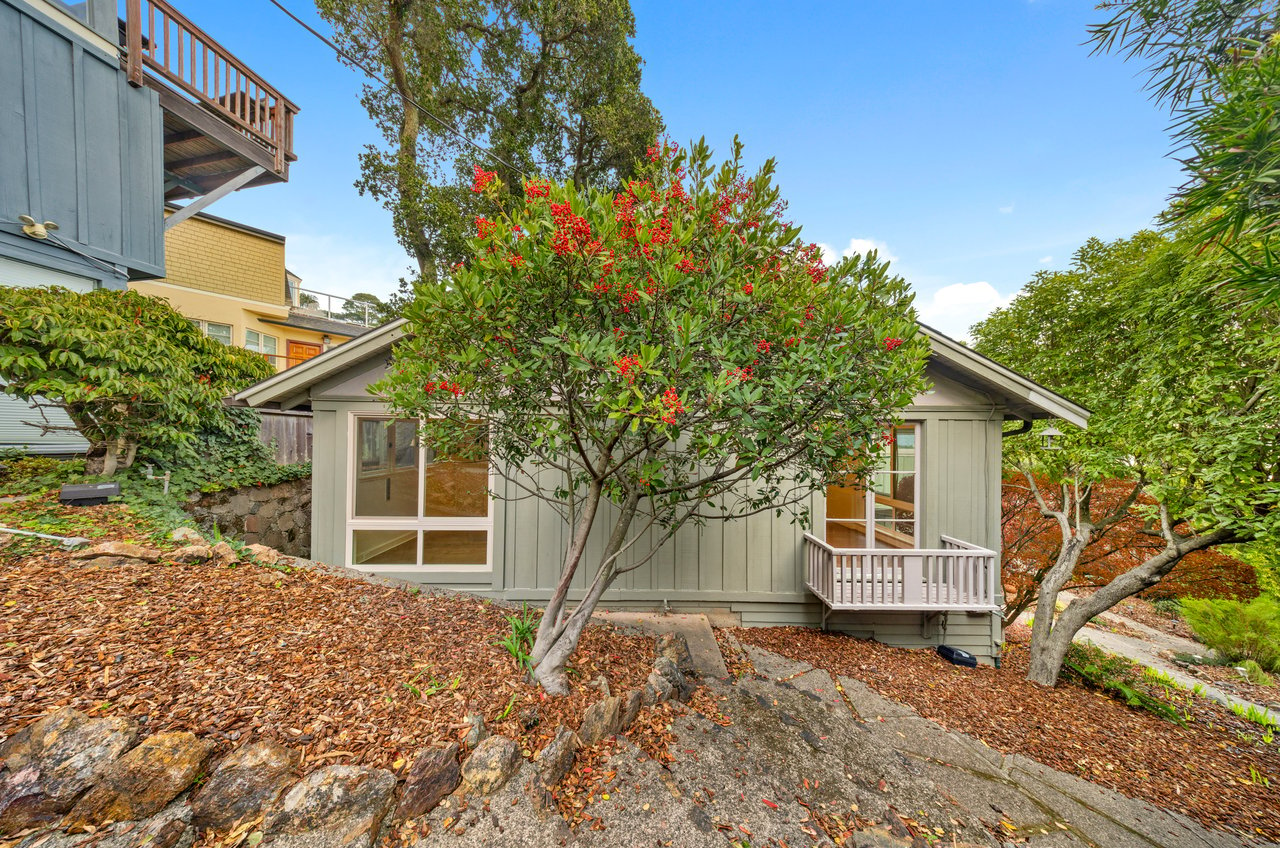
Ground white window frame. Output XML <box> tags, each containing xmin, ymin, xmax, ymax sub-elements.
<box><xmin>191</xmin><ymin>319</ymin><xmax>233</xmax><ymax>346</ymax></box>
<box><xmin>245</xmin><ymin>328</ymin><xmax>278</xmax><ymax>356</ymax></box>
<box><xmin>345</xmin><ymin>413</ymin><xmax>494</xmax><ymax>573</ymax></box>
<box><xmin>825</xmin><ymin>422</ymin><xmax>921</xmax><ymax>549</ymax></box>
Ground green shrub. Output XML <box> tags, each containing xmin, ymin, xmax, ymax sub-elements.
<box><xmin>0</xmin><ymin>454</ymin><xmax>84</xmax><ymax>497</ymax></box>
<box><xmin>1180</xmin><ymin>597</ymin><xmax>1280</xmax><ymax>672</ymax></box>
<box><xmin>1239</xmin><ymin>659</ymin><xmax>1275</xmax><ymax>686</ymax></box>
<box><xmin>1150</xmin><ymin>597</ymin><xmax>1182</xmax><ymax>617</ymax></box>
<box><xmin>1061</xmin><ymin>642</ymin><xmax>1185</xmax><ymax>724</ymax></box>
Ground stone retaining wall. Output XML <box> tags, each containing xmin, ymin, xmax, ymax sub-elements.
<box><xmin>184</xmin><ymin>477</ymin><xmax>311</xmax><ymax>557</ymax></box>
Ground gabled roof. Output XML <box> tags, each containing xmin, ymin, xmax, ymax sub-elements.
<box><xmin>231</xmin><ymin>318</ymin><xmax>407</xmax><ymax>409</ymax></box>
<box><xmin>232</xmin><ymin>317</ymin><xmax>1090</xmax><ymax>428</ymax></box>
<box><xmin>919</xmin><ymin>323</ymin><xmax>1090</xmax><ymax>428</ymax></box>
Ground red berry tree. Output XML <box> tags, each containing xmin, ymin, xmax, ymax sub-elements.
<box><xmin>379</xmin><ymin>139</ymin><xmax>928</xmax><ymax>693</ymax></box>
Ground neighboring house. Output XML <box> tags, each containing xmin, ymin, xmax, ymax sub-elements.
<box><xmin>131</xmin><ymin>209</ymin><xmax>370</xmax><ymax>372</ymax></box>
<box><xmin>0</xmin><ymin>0</ymin><xmax>296</xmax><ymax>452</ymax></box>
<box><xmin>232</xmin><ymin>320</ymin><xmax>1090</xmax><ymax>662</ymax></box>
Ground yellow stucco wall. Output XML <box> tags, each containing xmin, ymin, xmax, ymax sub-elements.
<box><xmin>131</xmin><ymin>214</ymin><xmax>355</xmax><ymax>372</ymax></box>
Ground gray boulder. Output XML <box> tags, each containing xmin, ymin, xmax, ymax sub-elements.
<box><xmin>533</xmin><ymin>726</ymin><xmax>579</xmax><ymax>788</ymax></box>
<box><xmin>620</xmin><ymin>689</ymin><xmax>644</xmax><ymax>729</ymax></box>
<box><xmin>396</xmin><ymin>743</ymin><xmax>459</xmax><ymax>820</ymax></box>
<box><xmin>191</xmin><ymin>739</ymin><xmax>300</xmax><ymax>830</ymax></box>
<box><xmin>462</xmin><ymin>713</ymin><xmax>488</xmax><ymax>748</ymax></box>
<box><xmin>460</xmin><ymin>736</ymin><xmax>520</xmax><ymax>795</ymax></box>
<box><xmin>577</xmin><ymin>696</ymin><xmax>624</xmax><ymax>745</ymax></box>
<box><xmin>654</xmin><ymin>655</ymin><xmax>694</xmax><ymax>703</ymax></box>
<box><xmin>655</xmin><ymin>632</ymin><xmax>693</xmax><ymax>671</ymax></box>
<box><xmin>264</xmin><ymin>765</ymin><xmax>397</xmax><ymax>848</ymax></box>
<box><xmin>169</xmin><ymin>526</ymin><xmax>205</xmax><ymax>544</ymax></box>
<box><xmin>0</xmin><ymin>706</ymin><xmax>137</xmax><ymax>831</ymax></box>
<box><xmin>65</xmin><ymin>731</ymin><xmax>213</xmax><ymax>828</ymax></box>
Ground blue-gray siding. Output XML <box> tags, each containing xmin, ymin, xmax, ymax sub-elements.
<box><xmin>0</xmin><ymin>0</ymin><xmax>164</xmax><ymax>284</ymax></box>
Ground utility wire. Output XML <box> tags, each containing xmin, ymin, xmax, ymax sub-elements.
<box><xmin>262</xmin><ymin>0</ymin><xmax>529</xmax><ymax>179</ymax></box>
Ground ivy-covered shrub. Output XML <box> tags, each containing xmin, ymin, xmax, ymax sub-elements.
<box><xmin>1180</xmin><ymin>597</ymin><xmax>1280</xmax><ymax>672</ymax></box>
<box><xmin>0</xmin><ymin>286</ymin><xmax>272</xmax><ymax>475</ymax></box>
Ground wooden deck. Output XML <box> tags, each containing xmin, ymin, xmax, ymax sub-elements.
<box><xmin>122</xmin><ymin>0</ymin><xmax>298</xmax><ymax>199</ymax></box>
<box><xmin>803</xmin><ymin>532</ymin><xmax>1000</xmax><ymax>624</ymax></box>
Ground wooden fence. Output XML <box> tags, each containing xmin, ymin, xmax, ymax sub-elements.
<box><xmin>258</xmin><ymin>410</ymin><xmax>312</xmax><ymax>465</ymax></box>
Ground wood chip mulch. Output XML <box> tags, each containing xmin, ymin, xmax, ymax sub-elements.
<box><xmin>0</xmin><ymin>517</ymin><xmax>655</xmax><ymax>774</ymax></box>
<box><xmin>1169</xmin><ymin>659</ymin><xmax>1280</xmax><ymax>708</ymax></box>
<box><xmin>731</xmin><ymin>625</ymin><xmax>1280</xmax><ymax>842</ymax></box>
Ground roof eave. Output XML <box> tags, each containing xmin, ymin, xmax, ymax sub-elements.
<box><xmin>919</xmin><ymin>323</ymin><xmax>1090</xmax><ymax>429</ymax></box>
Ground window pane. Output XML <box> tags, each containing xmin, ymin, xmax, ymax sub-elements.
<box><xmin>353</xmin><ymin>529</ymin><xmax>417</xmax><ymax>566</ymax></box>
<box><xmin>825</xmin><ymin>475</ymin><xmax>869</xmax><ymax>548</ymax></box>
<box><xmin>423</xmin><ymin>530</ymin><xmax>487</xmax><ymax>565</ymax></box>
<box><xmin>206</xmin><ymin>323</ymin><xmax>232</xmax><ymax>345</ymax></box>
<box><xmin>261</xmin><ymin>334</ymin><xmax>277</xmax><ymax>355</ymax></box>
<box><xmin>423</xmin><ymin>447</ymin><xmax>489</xmax><ymax>517</ymax></box>
<box><xmin>245</xmin><ymin>330</ymin><xmax>261</xmax><ymax>352</ymax></box>
<box><xmin>354</xmin><ymin>418</ymin><xmax>419</xmax><ymax>516</ymax></box>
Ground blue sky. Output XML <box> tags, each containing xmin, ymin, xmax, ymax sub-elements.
<box><xmin>203</xmin><ymin>0</ymin><xmax>1182</xmax><ymax>340</ymax></box>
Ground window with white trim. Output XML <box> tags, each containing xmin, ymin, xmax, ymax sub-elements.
<box><xmin>825</xmin><ymin>424</ymin><xmax>919</xmax><ymax>549</ymax></box>
<box><xmin>245</xmin><ymin>329</ymin><xmax>278</xmax><ymax>357</ymax></box>
<box><xmin>348</xmin><ymin>416</ymin><xmax>491</xmax><ymax>569</ymax></box>
<box><xmin>191</xmin><ymin>319</ymin><xmax>233</xmax><ymax>346</ymax></box>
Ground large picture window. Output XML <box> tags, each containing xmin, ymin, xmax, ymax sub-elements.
<box><xmin>348</xmin><ymin>416</ymin><xmax>491</xmax><ymax>570</ymax></box>
<box><xmin>825</xmin><ymin>424</ymin><xmax>918</xmax><ymax>549</ymax></box>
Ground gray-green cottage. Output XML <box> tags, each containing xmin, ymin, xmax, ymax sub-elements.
<box><xmin>233</xmin><ymin>318</ymin><xmax>1088</xmax><ymax>663</ymax></box>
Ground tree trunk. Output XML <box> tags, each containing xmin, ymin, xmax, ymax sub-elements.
<box><xmin>529</xmin><ymin>491</ymin><xmax>639</xmax><ymax>695</ymax></box>
<box><xmin>1026</xmin><ymin>528</ymin><xmax>1236</xmax><ymax>686</ymax></box>
<box><xmin>84</xmin><ymin>439</ymin><xmax>130</xmax><ymax>477</ymax></box>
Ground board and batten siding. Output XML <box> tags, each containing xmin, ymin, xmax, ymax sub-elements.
<box><xmin>307</xmin><ymin>359</ymin><xmax>1007</xmax><ymax>661</ymax></box>
<box><xmin>0</xmin><ymin>0</ymin><xmax>165</xmax><ymax>284</ymax></box>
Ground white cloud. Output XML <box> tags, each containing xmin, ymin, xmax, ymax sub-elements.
<box><xmin>998</xmin><ymin>203</ymin><xmax>1015</xmax><ymax>214</ymax></box>
<box><xmin>283</xmin><ymin>231</ymin><xmax>415</xmax><ymax>303</ymax></box>
<box><xmin>915</xmin><ymin>281</ymin><xmax>1013</xmax><ymax>342</ymax></box>
<box><xmin>1038</xmin><ymin>255</ymin><xmax>1053</xmax><ymax>264</ymax></box>
<box><xmin>816</xmin><ymin>237</ymin><xmax>897</xmax><ymax>267</ymax></box>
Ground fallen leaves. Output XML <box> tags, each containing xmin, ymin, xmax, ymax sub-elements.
<box><xmin>0</xmin><ymin>529</ymin><xmax>654</xmax><ymax>778</ymax></box>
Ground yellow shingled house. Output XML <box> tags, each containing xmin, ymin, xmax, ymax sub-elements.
<box><xmin>130</xmin><ymin>209</ymin><xmax>372</xmax><ymax>372</ymax></box>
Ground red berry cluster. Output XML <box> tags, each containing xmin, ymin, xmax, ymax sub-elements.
<box><xmin>549</xmin><ymin>201</ymin><xmax>592</xmax><ymax>257</ymax></box>
<box><xmin>507</xmin><ymin>255</ymin><xmax>525</xmax><ymax>268</ymax></box>
<box><xmin>883</xmin><ymin>337</ymin><xmax>903</xmax><ymax>351</ymax></box>
<box><xmin>424</xmin><ymin>380</ymin><xmax>464</xmax><ymax>397</ymax></box>
<box><xmin>472</xmin><ymin>165</ymin><xmax>496</xmax><ymax>193</ymax></box>
<box><xmin>660</xmin><ymin>386</ymin><xmax>685</xmax><ymax>424</ymax></box>
<box><xmin>614</xmin><ymin>354</ymin><xmax>641</xmax><ymax>384</ymax></box>
<box><xmin>799</xmin><ymin>243</ymin><xmax>827</xmax><ymax>284</ymax></box>
<box><xmin>727</xmin><ymin>364</ymin><xmax>754</xmax><ymax>385</ymax></box>
<box><xmin>756</xmin><ymin>339</ymin><xmax>772</xmax><ymax>354</ymax></box>
<box><xmin>475</xmin><ymin>216</ymin><xmax>497</xmax><ymax>239</ymax></box>
<box><xmin>524</xmin><ymin>180</ymin><xmax>551</xmax><ymax>199</ymax></box>
<box><xmin>742</xmin><ymin>283</ymin><xmax>754</xmax><ymax>295</ymax></box>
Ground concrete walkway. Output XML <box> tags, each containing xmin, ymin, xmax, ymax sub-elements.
<box><xmin>592</xmin><ymin>610</ymin><xmax>729</xmax><ymax>678</ymax></box>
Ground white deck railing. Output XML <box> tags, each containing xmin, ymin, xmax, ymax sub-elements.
<box><xmin>803</xmin><ymin>532</ymin><xmax>999</xmax><ymax>614</ymax></box>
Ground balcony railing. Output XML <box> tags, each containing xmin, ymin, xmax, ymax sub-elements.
<box><xmin>803</xmin><ymin>533</ymin><xmax>999</xmax><ymax>621</ymax></box>
<box><xmin>288</xmin><ymin>285</ymin><xmax>382</xmax><ymax>328</ymax></box>
<box><xmin>123</xmin><ymin>0</ymin><xmax>297</xmax><ymax>174</ymax></box>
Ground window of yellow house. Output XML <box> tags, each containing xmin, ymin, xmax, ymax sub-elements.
<box><xmin>190</xmin><ymin>319</ymin><xmax>233</xmax><ymax>346</ymax></box>
<box><xmin>245</xmin><ymin>329</ymin><xmax>278</xmax><ymax>360</ymax></box>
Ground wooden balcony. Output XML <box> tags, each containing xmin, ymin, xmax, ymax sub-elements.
<box><xmin>122</xmin><ymin>0</ymin><xmax>298</xmax><ymax>200</ymax></box>
<box><xmin>803</xmin><ymin>533</ymin><xmax>999</xmax><ymax>624</ymax></box>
